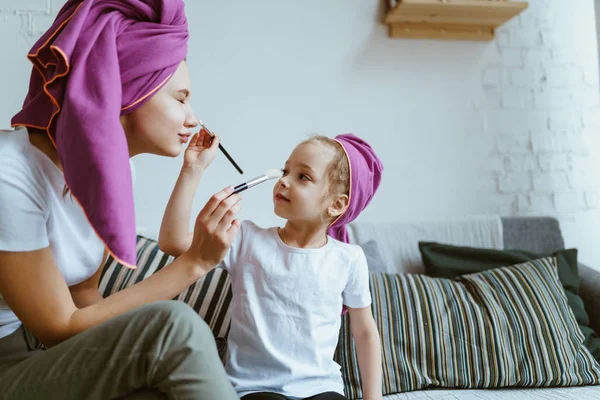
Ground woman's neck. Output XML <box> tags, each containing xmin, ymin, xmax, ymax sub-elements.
<box><xmin>27</xmin><ymin>129</ymin><xmax>62</xmax><ymax>171</ymax></box>
<box><xmin>279</xmin><ymin>221</ymin><xmax>329</xmax><ymax>249</ymax></box>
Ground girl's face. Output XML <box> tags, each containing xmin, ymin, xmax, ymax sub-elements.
<box><xmin>273</xmin><ymin>141</ymin><xmax>336</xmax><ymax>224</ymax></box>
<box><xmin>120</xmin><ymin>61</ymin><xmax>199</xmax><ymax>157</ymax></box>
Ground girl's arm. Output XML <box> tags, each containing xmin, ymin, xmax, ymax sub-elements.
<box><xmin>159</xmin><ymin>130</ymin><xmax>220</xmax><ymax>257</ymax></box>
<box><xmin>348</xmin><ymin>306</ymin><xmax>383</xmax><ymax>400</ymax></box>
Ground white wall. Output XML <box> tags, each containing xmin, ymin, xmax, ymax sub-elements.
<box><xmin>1</xmin><ymin>0</ymin><xmax>600</xmax><ymax>270</ymax></box>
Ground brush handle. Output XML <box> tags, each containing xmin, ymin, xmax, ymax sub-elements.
<box><xmin>232</xmin><ymin>183</ymin><xmax>249</xmax><ymax>195</ymax></box>
<box><xmin>218</xmin><ymin>143</ymin><xmax>244</xmax><ymax>175</ymax></box>
<box><xmin>231</xmin><ymin>175</ymin><xmax>269</xmax><ymax>195</ymax></box>
<box><xmin>200</xmin><ymin>123</ymin><xmax>243</xmax><ymax>174</ymax></box>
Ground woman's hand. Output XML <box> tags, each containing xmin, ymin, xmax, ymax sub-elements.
<box><xmin>183</xmin><ymin>128</ymin><xmax>219</xmax><ymax>171</ymax></box>
<box><xmin>181</xmin><ymin>186</ymin><xmax>241</xmax><ymax>273</ymax></box>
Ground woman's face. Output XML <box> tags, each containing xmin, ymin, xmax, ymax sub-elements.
<box><xmin>121</xmin><ymin>61</ymin><xmax>199</xmax><ymax>157</ymax></box>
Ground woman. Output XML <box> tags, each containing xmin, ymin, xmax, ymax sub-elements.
<box><xmin>0</xmin><ymin>0</ymin><xmax>241</xmax><ymax>398</ymax></box>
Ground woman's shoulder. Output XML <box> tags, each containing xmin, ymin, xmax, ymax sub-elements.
<box><xmin>0</xmin><ymin>129</ymin><xmax>37</xmax><ymax>179</ymax></box>
<box><xmin>0</xmin><ymin>127</ymin><xmax>29</xmax><ymax>158</ymax></box>
<box><xmin>0</xmin><ymin>128</ymin><xmax>55</xmax><ymax>203</ymax></box>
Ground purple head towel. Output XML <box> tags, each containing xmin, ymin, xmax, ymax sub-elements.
<box><xmin>327</xmin><ymin>134</ymin><xmax>383</xmax><ymax>244</ymax></box>
<box><xmin>11</xmin><ymin>0</ymin><xmax>189</xmax><ymax>267</ymax></box>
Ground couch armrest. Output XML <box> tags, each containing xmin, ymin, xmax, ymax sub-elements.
<box><xmin>579</xmin><ymin>262</ymin><xmax>600</xmax><ymax>335</ymax></box>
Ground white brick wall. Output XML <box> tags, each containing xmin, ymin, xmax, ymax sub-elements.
<box><xmin>484</xmin><ymin>0</ymin><xmax>600</xmax><ymax>218</ymax></box>
<box><xmin>480</xmin><ymin>0</ymin><xmax>600</xmax><ymax>270</ymax></box>
<box><xmin>586</xmin><ymin>190</ymin><xmax>600</xmax><ymax>208</ymax></box>
<box><xmin>554</xmin><ymin>192</ymin><xmax>587</xmax><ymax>211</ymax></box>
<box><xmin>0</xmin><ymin>0</ymin><xmax>55</xmax><ymax>40</ymax></box>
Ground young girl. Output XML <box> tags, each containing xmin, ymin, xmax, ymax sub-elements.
<box><xmin>160</xmin><ymin>131</ymin><xmax>384</xmax><ymax>400</ymax></box>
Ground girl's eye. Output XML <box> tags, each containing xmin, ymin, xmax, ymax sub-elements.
<box><xmin>282</xmin><ymin>169</ymin><xmax>289</xmax><ymax>176</ymax></box>
<box><xmin>300</xmin><ymin>174</ymin><xmax>310</xmax><ymax>181</ymax></box>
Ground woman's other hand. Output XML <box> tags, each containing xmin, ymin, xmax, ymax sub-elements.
<box><xmin>181</xmin><ymin>186</ymin><xmax>241</xmax><ymax>273</ymax></box>
<box><xmin>183</xmin><ymin>128</ymin><xmax>219</xmax><ymax>171</ymax></box>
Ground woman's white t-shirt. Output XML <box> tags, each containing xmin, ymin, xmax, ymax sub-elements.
<box><xmin>221</xmin><ymin>220</ymin><xmax>372</xmax><ymax>398</ymax></box>
<box><xmin>0</xmin><ymin>127</ymin><xmax>105</xmax><ymax>339</ymax></box>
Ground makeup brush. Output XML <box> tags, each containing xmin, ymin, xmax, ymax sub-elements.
<box><xmin>231</xmin><ymin>169</ymin><xmax>283</xmax><ymax>195</ymax></box>
<box><xmin>199</xmin><ymin>120</ymin><xmax>244</xmax><ymax>174</ymax></box>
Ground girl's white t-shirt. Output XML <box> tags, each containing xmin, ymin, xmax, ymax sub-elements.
<box><xmin>221</xmin><ymin>220</ymin><xmax>372</xmax><ymax>398</ymax></box>
<box><xmin>0</xmin><ymin>127</ymin><xmax>105</xmax><ymax>339</ymax></box>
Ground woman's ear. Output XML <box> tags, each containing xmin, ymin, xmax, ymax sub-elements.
<box><xmin>328</xmin><ymin>194</ymin><xmax>349</xmax><ymax>218</ymax></box>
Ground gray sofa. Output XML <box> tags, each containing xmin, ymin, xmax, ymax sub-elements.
<box><xmin>346</xmin><ymin>216</ymin><xmax>600</xmax><ymax>400</ymax></box>
<box><xmin>101</xmin><ymin>216</ymin><xmax>600</xmax><ymax>399</ymax></box>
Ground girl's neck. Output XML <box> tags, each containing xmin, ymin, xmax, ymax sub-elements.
<box><xmin>279</xmin><ymin>221</ymin><xmax>329</xmax><ymax>249</ymax></box>
<box><xmin>27</xmin><ymin>128</ymin><xmax>63</xmax><ymax>171</ymax></box>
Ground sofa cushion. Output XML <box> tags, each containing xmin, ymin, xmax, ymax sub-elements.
<box><xmin>335</xmin><ymin>257</ymin><xmax>600</xmax><ymax>398</ymax></box>
<box><xmin>99</xmin><ymin>236</ymin><xmax>233</xmax><ymax>340</ymax></box>
<box><xmin>418</xmin><ymin>242</ymin><xmax>600</xmax><ymax>362</ymax></box>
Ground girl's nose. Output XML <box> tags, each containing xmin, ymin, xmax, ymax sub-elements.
<box><xmin>279</xmin><ymin>176</ymin><xmax>290</xmax><ymax>188</ymax></box>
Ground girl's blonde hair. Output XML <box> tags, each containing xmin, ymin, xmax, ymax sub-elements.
<box><xmin>301</xmin><ymin>135</ymin><xmax>350</xmax><ymax>203</ymax></box>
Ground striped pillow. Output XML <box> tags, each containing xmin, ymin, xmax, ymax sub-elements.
<box><xmin>334</xmin><ymin>257</ymin><xmax>600</xmax><ymax>398</ymax></box>
<box><xmin>99</xmin><ymin>236</ymin><xmax>233</xmax><ymax>340</ymax></box>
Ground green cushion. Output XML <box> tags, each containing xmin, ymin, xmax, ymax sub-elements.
<box><xmin>419</xmin><ymin>242</ymin><xmax>600</xmax><ymax>362</ymax></box>
<box><xmin>335</xmin><ymin>258</ymin><xmax>600</xmax><ymax>397</ymax></box>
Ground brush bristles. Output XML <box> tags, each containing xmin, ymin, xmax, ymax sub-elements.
<box><xmin>265</xmin><ymin>168</ymin><xmax>284</xmax><ymax>179</ymax></box>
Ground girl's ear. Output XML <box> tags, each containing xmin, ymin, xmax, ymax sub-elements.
<box><xmin>328</xmin><ymin>194</ymin><xmax>349</xmax><ymax>218</ymax></box>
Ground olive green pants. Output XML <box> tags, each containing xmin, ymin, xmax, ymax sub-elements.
<box><xmin>0</xmin><ymin>301</ymin><xmax>238</xmax><ymax>400</ymax></box>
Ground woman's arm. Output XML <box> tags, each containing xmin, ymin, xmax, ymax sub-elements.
<box><xmin>159</xmin><ymin>131</ymin><xmax>220</xmax><ymax>257</ymax></box>
<box><xmin>348</xmin><ymin>306</ymin><xmax>383</xmax><ymax>400</ymax></box>
<box><xmin>0</xmin><ymin>187</ymin><xmax>241</xmax><ymax>348</ymax></box>
<box><xmin>0</xmin><ymin>247</ymin><xmax>199</xmax><ymax>347</ymax></box>
<box><xmin>68</xmin><ymin>249</ymin><xmax>108</xmax><ymax>308</ymax></box>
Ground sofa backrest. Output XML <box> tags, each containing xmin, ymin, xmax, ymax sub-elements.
<box><xmin>501</xmin><ymin>216</ymin><xmax>565</xmax><ymax>253</ymax></box>
<box><xmin>347</xmin><ymin>215</ymin><xmax>504</xmax><ymax>274</ymax></box>
<box><xmin>348</xmin><ymin>215</ymin><xmax>566</xmax><ymax>275</ymax></box>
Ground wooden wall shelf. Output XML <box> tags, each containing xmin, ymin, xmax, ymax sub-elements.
<box><xmin>384</xmin><ymin>0</ymin><xmax>529</xmax><ymax>41</ymax></box>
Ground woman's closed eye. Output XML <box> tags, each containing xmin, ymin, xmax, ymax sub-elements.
<box><xmin>177</xmin><ymin>89</ymin><xmax>191</xmax><ymax>104</ymax></box>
